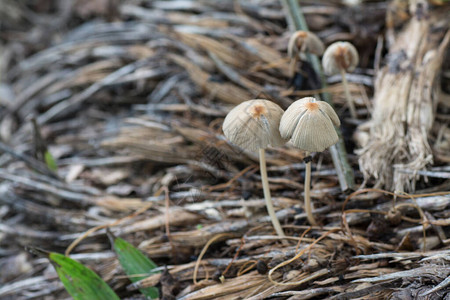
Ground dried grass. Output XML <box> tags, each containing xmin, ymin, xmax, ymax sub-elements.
<box><xmin>0</xmin><ymin>1</ymin><xmax>449</xmax><ymax>299</ymax></box>
<box><xmin>356</xmin><ymin>10</ymin><xmax>450</xmax><ymax>191</ymax></box>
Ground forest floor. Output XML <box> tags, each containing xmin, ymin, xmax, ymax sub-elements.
<box><xmin>0</xmin><ymin>1</ymin><xmax>449</xmax><ymax>299</ymax></box>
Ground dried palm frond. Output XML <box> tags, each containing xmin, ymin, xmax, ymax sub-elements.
<box><xmin>356</xmin><ymin>9</ymin><xmax>450</xmax><ymax>191</ymax></box>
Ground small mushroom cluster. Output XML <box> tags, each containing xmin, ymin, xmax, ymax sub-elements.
<box><xmin>288</xmin><ymin>31</ymin><xmax>360</xmax><ymax>119</ymax></box>
<box><xmin>223</xmin><ymin>97</ymin><xmax>340</xmax><ymax>233</ymax></box>
<box><xmin>221</xmin><ymin>30</ymin><xmax>357</xmax><ymax>234</ymax></box>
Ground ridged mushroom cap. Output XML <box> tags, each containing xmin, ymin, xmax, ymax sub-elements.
<box><xmin>223</xmin><ymin>99</ymin><xmax>287</xmax><ymax>152</ymax></box>
<box><xmin>288</xmin><ymin>30</ymin><xmax>325</xmax><ymax>58</ymax></box>
<box><xmin>279</xmin><ymin>97</ymin><xmax>340</xmax><ymax>152</ymax></box>
<box><xmin>322</xmin><ymin>41</ymin><xmax>359</xmax><ymax>75</ymax></box>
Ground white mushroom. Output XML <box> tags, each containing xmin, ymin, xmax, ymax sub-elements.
<box><xmin>223</xmin><ymin>99</ymin><xmax>286</xmax><ymax>152</ymax></box>
<box><xmin>322</xmin><ymin>41</ymin><xmax>359</xmax><ymax>119</ymax></box>
<box><xmin>223</xmin><ymin>99</ymin><xmax>287</xmax><ymax>236</ymax></box>
<box><xmin>288</xmin><ymin>30</ymin><xmax>325</xmax><ymax>58</ymax></box>
<box><xmin>280</xmin><ymin>97</ymin><xmax>340</xmax><ymax>152</ymax></box>
<box><xmin>280</xmin><ymin>97</ymin><xmax>340</xmax><ymax>226</ymax></box>
<box><xmin>287</xmin><ymin>30</ymin><xmax>325</xmax><ymax>78</ymax></box>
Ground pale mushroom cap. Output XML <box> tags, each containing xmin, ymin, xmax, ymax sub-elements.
<box><xmin>223</xmin><ymin>99</ymin><xmax>287</xmax><ymax>152</ymax></box>
<box><xmin>322</xmin><ymin>41</ymin><xmax>359</xmax><ymax>75</ymax></box>
<box><xmin>287</xmin><ymin>30</ymin><xmax>325</xmax><ymax>58</ymax></box>
<box><xmin>279</xmin><ymin>97</ymin><xmax>340</xmax><ymax>152</ymax></box>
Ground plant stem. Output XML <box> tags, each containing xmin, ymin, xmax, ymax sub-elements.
<box><xmin>304</xmin><ymin>153</ymin><xmax>317</xmax><ymax>226</ymax></box>
<box><xmin>281</xmin><ymin>0</ymin><xmax>355</xmax><ymax>192</ymax></box>
<box><xmin>259</xmin><ymin>148</ymin><xmax>285</xmax><ymax>237</ymax></box>
<box><xmin>340</xmin><ymin>69</ymin><xmax>357</xmax><ymax>119</ymax></box>
<box><xmin>329</xmin><ymin>143</ymin><xmax>354</xmax><ymax>192</ymax></box>
<box><xmin>289</xmin><ymin>55</ymin><xmax>299</xmax><ymax>78</ymax></box>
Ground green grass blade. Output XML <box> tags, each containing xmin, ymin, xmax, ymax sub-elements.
<box><xmin>44</xmin><ymin>150</ymin><xmax>58</xmax><ymax>171</ymax></box>
<box><xmin>113</xmin><ymin>237</ymin><xmax>160</xmax><ymax>299</ymax></box>
<box><xmin>49</xmin><ymin>252</ymin><xmax>120</xmax><ymax>300</ymax></box>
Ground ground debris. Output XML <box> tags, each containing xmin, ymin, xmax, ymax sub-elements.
<box><xmin>0</xmin><ymin>1</ymin><xmax>449</xmax><ymax>299</ymax></box>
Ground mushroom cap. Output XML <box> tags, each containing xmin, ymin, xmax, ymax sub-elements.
<box><xmin>322</xmin><ymin>41</ymin><xmax>359</xmax><ymax>75</ymax></box>
<box><xmin>279</xmin><ymin>97</ymin><xmax>340</xmax><ymax>152</ymax></box>
<box><xmin>223</xmin><ymin>99</ymin><xmax>287</xmax><ymax>152</ymax></box>
<box><xmin>288</xmin><ymin>30</ymin><xmax>325</xmax><ymax>58</ymax></box>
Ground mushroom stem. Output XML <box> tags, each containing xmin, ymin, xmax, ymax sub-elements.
<box><xmin>259</xmin><ymin>148</ymin><xmax>285</xmax><ymax>237</ymax></box>
<box><xmin>289</xmin><ymin>55</ymin><xmax>299</xmax><ymax>78</ymax></box>
<box><xmin>340</xmin><ymin>69</ymin><xmax>357</xmax><ymax>119</ymax></box>
<box><xmin>304</xmin><ymin>152</ymin><xmax>317</xmax><ymax>226</ymax></box>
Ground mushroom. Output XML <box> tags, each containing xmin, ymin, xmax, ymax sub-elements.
<box><xmin>287</xmin><ymin>30</ymin><xmax>325</xmax><ymax>78</ymax></box>
<box><xmin>279</xmin><ymin>97</ymin><xmax>340</xmax><ymax>226</ymax></box>
<box><xmin>223</xmin><ymin>99</ymin><xmax>287</xmax><ymax>237</ymax></box>
<box><xmin>322</xmin><ymin>41</ymin><xmax>359</xmax><ymax>119</ymax></box>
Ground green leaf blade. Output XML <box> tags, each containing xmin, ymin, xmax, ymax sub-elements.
<box><xmin>44</xmin><ymin>150</ymin><xmax>58</xmax><ymax>171</ymax></box>
<box><xmin>113</xmin><ymin>237</ymin><xmax>160</xmax><ymax>298</ymax></box>
<box><xmin>49</xmin><ymin>252</ymin><xmax>120</xmax><ymax>300</ymax></box>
